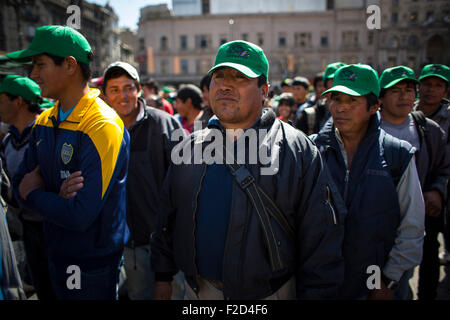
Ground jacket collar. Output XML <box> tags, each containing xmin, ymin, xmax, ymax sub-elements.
<box><xmin>207</xmin><ymin>108</ymin><xmax>276</xmax><ymax>132</ymax></box>
<box><xmin>49</xmin><ymin>88</ymin><xmax>101</xmax><ymax>123</ymax></box>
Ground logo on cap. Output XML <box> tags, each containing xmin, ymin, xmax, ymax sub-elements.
<box><xmin>227</xmin><ymin>44</ymin><xmax>250</xmax><ymax>59</ymax></box>
<box><xmin>430</xmin><ymin>66</ymin><xmax>443</xmax><ymax>73</ymax></box>
<box><xmin>392</xmin><ymin>69</ymin><xmax>409</xmax><ymax>77</ymax></box>
<box><xmin>61</xmin><ymin>143</ymin><xmax>74</xmax><ymax>165</ymax></box>
<box><xmin>341</xmin><ymin>70</ymin><xmax>358</xmax><ymax>81</ymax></box>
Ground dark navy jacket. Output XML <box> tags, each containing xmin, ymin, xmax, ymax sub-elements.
<box><xmin>312</xmin><ymin>114</ymin><xmax>414</xmax><ymax>299</ymax></box>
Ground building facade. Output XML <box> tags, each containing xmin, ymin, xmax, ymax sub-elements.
<box><xmin>0</xmin><ymin>0</ymin><xmax>121</xmax><ymax>77</ymax></box>
<box><xmin>138</xmin><ymin>3</ymin><xmax>376</xmax><ymax>84</ymax></box>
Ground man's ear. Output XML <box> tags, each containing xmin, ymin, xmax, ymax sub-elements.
<box><xmin>261</xmin><ymin>82</ymin><xmax>269</xmax><ymax>100</ymax></box>
<box><xmin>369</xmin><ymin>101</ymin><xmax>381</xmax><ymax>115</ymax></box>
<box><xmin>63</xmin><ymin>56</ymin><xmax>78</xmax><ymax>76</ymax></box>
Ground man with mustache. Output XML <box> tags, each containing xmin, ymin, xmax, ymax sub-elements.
<box><xmin>414</xmin><ymin>64</ymin><xmax>450</xmax><ymax>300</ymax></box>
<box><xmin>151</xmin><ymin>40</ymin><xmax>345</xmax><ymax>300</ymax></box>
<box><xmin>313</xmin><ymin>64</ymin><xmax>425</xmax><ymax>300</ymax></box>
<box><xmin>7</xmin><ymin>25</ymin><xmax>130</xmax><ymax>300</ymax></box>
<box><xmin>378</xmin><ymin>66</ymin><xmax>449</xmax><ymax>299</ymax></box>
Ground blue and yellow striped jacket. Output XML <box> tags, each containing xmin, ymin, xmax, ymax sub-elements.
<box><xmin>12</xmin><ymin>88</ymin><xmax>130</xmax><ymax>265</ymax></box>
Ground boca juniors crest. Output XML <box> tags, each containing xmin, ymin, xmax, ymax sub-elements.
<box><xmin>61</xmin><ymin>143</ymin><xmax>74</xmax><ymax>165</ymax></box>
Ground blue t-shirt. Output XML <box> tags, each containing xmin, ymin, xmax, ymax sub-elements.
<box><xmin>195</xmin><ymin>112</ymin><xmax>264</xmax><ymax>281</ymax></box>
<box><xmin>58</xmin><ymin>106</ymin><xmax>75</xmax><ymax>123</ymax></box>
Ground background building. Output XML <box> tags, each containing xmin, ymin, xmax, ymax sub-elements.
<box><xmin>0</xmin><ymin>0</ymin><xmax>123</xmax><ymax>77</ymax></box>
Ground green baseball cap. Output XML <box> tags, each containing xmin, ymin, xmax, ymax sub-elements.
<box><xmin>322</xmin><ymin>64</ymin><xmax>380</xmax><ymax>97</ymax></box>
<box><xmin>323</xmin><ymin>62</ymin><xmax>347</xmax><ymax>82</ymax></box>
<box><xmin>39</xmin><ymin>98</ymin><xmax>54</xmax><ymax>109</ymax></box>
<box><xmin>208</xmin><ymin>40</ymin><xmax>269</xmax><ymax>81</ymax></box>
<box><xmin>418</xmin><ymin>64</ymin><xmax>450</xmax><ymax>84</ymax></box>
<box><xmin>0</xmin><ymin>75</ymin><xmax>41</xmax><ymax>103</ymax></box>
<box><xmin>7</xmin><ymin>25</ymin><xmax>92</xmax><ymax>65</ymax></box>
<box><xmin>380</xmin><ymin>66</ymin><xmax>419</xmax><ymax>89</ymax></box>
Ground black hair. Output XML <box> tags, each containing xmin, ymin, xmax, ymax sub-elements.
<box><xmin>176</xmin><ymin>84</ymin><xmax>203</xmax><ymax>110</ymax></box>
<box><xmin>43</xmin><ymin>53</ymin><xmax>92</xmax><ymax>81</ymax></box>
<box><xmin>365</xmin><ymin>93</ymin><xmax>379</xmax><ymax>111</ymax></box>
<box><xmin>142</xmin><ymin>79</ymin><xmax>159</xmax><ymax>93</ymax></box>
<box><xmin>379</xmin><ymin>79</ymin><xmax>418</xmax><ymax>98</ymax></box>
<box><xmin>4</xmin><ymin>92</ymin><xmax>41</xmax><ymax>114</ymax></box>
<box><xmin>145</xmin><ymin>94</ymin><xmax>163</xmax><ymax>109</ymax></box>
<box><xmin>314</xmin><ymin>72</ymin><xmax>324</xmax><ymax>88</ymax></box>
<box><xmin>200</xmin><ymin>74</ymin><xmax>212</xmax><ymax>91</ymax></box>
<box><xmin>102</xmin><ymin>67</ymin><xmax>140</xmax><ymax>93</ymax></box>
<box><xmin>257</xmin><ymin>74</ymin><xmax>267</xmax><ymax>87</ymax></box>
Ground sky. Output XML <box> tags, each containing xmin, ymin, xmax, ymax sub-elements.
<box><xmin>87</xmin><ymin>0</ymin><xmax>172</xmax><ymax>30</ymax></box>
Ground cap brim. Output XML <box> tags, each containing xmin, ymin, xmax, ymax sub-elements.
<box><xmin>208</xmin><ymin>62</ymin><xmax>259</xmax><ymax>78</ymax></box>
<box><xmin>382</xmin><ymin>77</ymin><xmax>419</xmax><ymax>89</ymax></box>
<box><xmin>6</xmin><ymin>48</ymin><xmax>42</xmax><ymax>62</ymax></box>
<box><xmin>322</xmin><ymin>85</ymin><xmax>370</xmax><ymax>97</ymax></box>
<box><xmin>419</xmin><ymin>74</ymin><xmax>449</xmax><ymax>83</ymax></box>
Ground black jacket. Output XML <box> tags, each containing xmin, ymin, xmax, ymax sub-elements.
<box><xmin>151</xmin><ymin>109</ymin><xmax>346</xmax><ymax>299</ymax></box>
<box><xmin>126</xmin><ymin>99</ymin><xmax>185</xmax><ymax>248</ymax></box>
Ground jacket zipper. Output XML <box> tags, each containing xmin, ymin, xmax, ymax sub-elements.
<box><xmin>325</xmin><ymin>185</ymin><xmax>337</xmax><ymax>225</ymax></box>
<box><xmin>344</xmin><ymin>169</ymin><xmax>350</xmax><ymax>202</ymax></box>
<box><xmin>191</xmin><ymin>164</ymin><xmax>208</xmax><ymax>291</ymax></box>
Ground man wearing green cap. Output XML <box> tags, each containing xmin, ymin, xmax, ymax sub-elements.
<box><xmin>379</xmin><ymin>66</ymin><xmax>449</xmax><ymax>299</ymax></box>
<box><xmin>151</xmin><ymin>40</ymin><xmax>345</xmax><ymax>300</ymax></box>
<box><xmin>414</xmin><ymin>64</ymin><xmax>450</xmax><ymax>299</ymax></box>
<box><xmin>7</xmin><ymin>25</ymin><xmax>130</xmax><ymax>300</ymax></box>
<box><xmin>313</xmin><ymin>64</ymin><xmax>425</xmax><ymax>300</ymax></box>
<box><xmin>295</xmin><ymin>62</ymin><xmax>347</xmax><ymax>135</ymax></box>
<box><xmin>0</xmin><ymin>75</ymin><xmax>55</xmax><ymax>299</ymax></box>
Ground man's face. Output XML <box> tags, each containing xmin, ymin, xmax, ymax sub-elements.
<box><xmin>419</xmin><ymin>77</ymin><xmax>448</xmax><ymax>106</ymax></box>
<box><xmin>380</xmin><ymin>81</ymin><xmax>416</xmax><ymax>121</ymax></box>
<box><xmin>174</xmin><ymin>97</ymin><xmax>189</xmax><ymax>118</ymax></box>
<box><xmin>30</xmin><ymin>54</ymin><xmax>66</xmax><ymax>99</ymax></box>
<box><xmin>0</xmin><ymin>93</ymin><xmax>18</xmax><ymax>125</ymax></box>
<box><xmin>277</xmin><ymin>102</ymin><xmax>292</xmax><ymax>119</ymax></box>
<box><xmin>281</xmin><ymin>85</ymin><xmax>291</xmax><ymax>93</ymax></box>
<box><xmin>104</xmin><ymin>75</ymin><xmax>139</xmax><ymax>119</ymax></box>
<box><xmin>291</xmin><ymin>85</ymin><xmax>307</xmax><ymax>103</ymax></box>
<box><xmin>315</xmin><ymin>81</ymin><xmax>325</xmax><ymax>97</ymax></box>
<box><xmin>329</xmin><ymin>92</ymin><xmax>378</xmax><ymax>137</ymax></box>
<box><xmin>209</xmin><ymin>67</ymin><xmax>268</xmax><ymax>129</ymax></box>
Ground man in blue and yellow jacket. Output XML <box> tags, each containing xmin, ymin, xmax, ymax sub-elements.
<box><xmin>7</xmin><ymin>25</ymin><xmax>130</xmax><ymax>300</ymax></box>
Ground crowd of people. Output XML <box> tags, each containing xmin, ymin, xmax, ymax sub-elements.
<box><xmin>0</xmin><ymin>24</ymin><xmax>449</xmax><ymax>301</ymax></box>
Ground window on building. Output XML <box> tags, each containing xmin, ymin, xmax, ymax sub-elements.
<box><xmin>320</xmin><ymin>31</ymin><xmax>328</xmax><ymax>47</ymax></box>
<box><xmin>160</xmin><ymin>36</ymin><xmax>168</xmax><ymax>50</ymax></box>
<box><xmin>342</xmin><ymin>31</ymin><xmax>358</xmax><ymax>47</ymax></box>
<box><xmin>409</xmin><ymin>12</ymin><xmax>418</xmax><ymax>23</ymax></box>
<box><xmin>161</xmin><ymin>59</ymin><xmax>169</xmax><ymax>75</ymax></box>
<box><xmin>202</xmin><ymin>0</ymin><xmax>210</xmax><ymax>14</ymax></box>
<box><xmin>257</xmin><ymin>33</ymin><xmax>264</xmax><ymax>46</ymax></box>
<box><xmin>392</xmin><ymin>0</ymin><xmax>399</xmax><ymax>5</ymax></box>
<box><xmin>387</xmin><ymin>36</ymin><xmax>399</xmax><ymax>48</ymax></box>
<box><xmin>195</xmin><ymin>34</ymin><xmax>211</xmax><ymax>49</ymax></box>
<box><xmin>392</xmin><ymin>13</ymin><xmax>398</xmax><ymax>25</ymax></box>
<box><xmin>295</xmin><ymin>32</ymin><xmax>312</xmax><ymax>48</ymax></box>
<box><xmin>408</xmin><ymin>35</ymin><xmax>418</xmax><ymax>47</ymax></box>
<box><xmin>279</xmin><ymin>33</ymin><xmax>286</xmax><ymax>47</ymax></box>
<box><xmin>181</xmin><ymin>59</ymin><xmax>188</xmax><ymax>74</ymax></box>
<box><xmin>219</xmin><ymin>34</ymin><xmax>227</xmax><ymax>46</ymax></box>
<box><xmin>180</xmin><ymin>35</ymin><xmax>187</xmax><ymax>50</ymax></box>
<box><xmin>241</xmin><ymin>33</ymin><xmax>248</xmax><ymax>41</ymax></box>
<box><xmin>426</xmin><ymin>11</ymin><xmax>434</xmax><ymax>21</ymax></box>
<box><xmin>326</xmin><ymin>0</ymin><xmax>334</xmax><ymax>10</ymax></box>
<box><xmin>139</xmin><ymin>38</ymin><xmax>145</xmax><ymax>51</ymax></box>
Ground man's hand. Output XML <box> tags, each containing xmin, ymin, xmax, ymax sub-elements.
<box><xmin>19</xmin><ymin>166</ymin><xmax>44</xmax><ymax>200</ymax></box>
<box><xmin>424</xmin><ymin>190</ymin><xmax>442</xmax><ymax>217</ymax></box>
<box><xmin>59</xmin><ymin>171</ymin><xmax>84</xmax><ymax>199</ymax></box>
<box><xmin>154</xmin><ymin>281</ymin><xmax>172</xmax><ymax>300</ymax></box>
<box><xmin>367</xmin><ymin>280</ymin><xmax>395</xmax><ymax>300</ymax></box>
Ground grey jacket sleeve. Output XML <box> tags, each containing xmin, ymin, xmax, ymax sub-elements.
<box><xmin>383</xmin><ymin>156</ymin><xmax>425</xmax><ymax>281</ymax></box>
<box><xmin>296</xmin><ymin>142</ymin><xmax>346</xmax><ymax>299</ymax></box>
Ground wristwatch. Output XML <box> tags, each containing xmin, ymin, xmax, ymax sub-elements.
<box><xmin>381</xmin><ymin>273</ymin><xmax>399</xmax><ymax>291</ymax></box>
